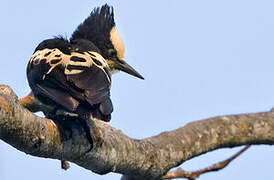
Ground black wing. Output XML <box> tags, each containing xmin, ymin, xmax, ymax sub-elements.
<box><xmin>27</xmin><ymin>48</ymin><xmax>113</xmax><ymax>116</ymax></box>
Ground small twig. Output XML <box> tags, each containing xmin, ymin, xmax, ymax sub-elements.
<box><xmin>19</xmin><ymin>92</ymin><xmax>39</xmax><ymax>112</ymax></box>
<box><xmin>162</xmin><ymin>145</ymin><xmax>250</xmax><ymax>179</ymax></box>
<box><xmin>19</xmin><ymin>91</ymin><xmax>54</xmax><ymax>113</ymax></box>
<box><xmin>61</xmin><ymin>160</ymin><xmax>70</xmax><ymax>170</ymax></box>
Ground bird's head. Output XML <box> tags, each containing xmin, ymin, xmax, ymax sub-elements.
<box><xmin>71</xmin><ymin>4</ymin><xmax>144</xmax><ymax>80</ymax></box>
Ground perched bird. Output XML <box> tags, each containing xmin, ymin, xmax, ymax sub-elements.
<box><xmin>27</xmin><ymin>4</ymin><xmax>143</xmax><ymax>122</ymax></box>
<box><xmin>25</xmin><ymin>4</ymin><xmax>144</xmax><ymax>169</ymax></box>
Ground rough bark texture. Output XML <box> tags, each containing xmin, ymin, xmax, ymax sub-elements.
<box><xmin>0</xmin><ymin>84</ymin><xmax>273</xmax><ymax>179</ymax></box>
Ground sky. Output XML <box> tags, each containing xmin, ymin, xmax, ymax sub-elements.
<box><xmin>0</xmin><ymin>0</ymin><xmax>274</xmax><ymax>179</ymax></box>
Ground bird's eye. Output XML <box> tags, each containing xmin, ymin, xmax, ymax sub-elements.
<box><xmin>108</xmin><ymin>49</ymin><xmax>117</xmax><ymax>57</ymax></box>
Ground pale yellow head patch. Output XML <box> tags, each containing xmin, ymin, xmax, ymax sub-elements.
<box><xmin>110</xmin><ymin>27</ymin><xmax>125</xmax><ymax>60</ymax></box>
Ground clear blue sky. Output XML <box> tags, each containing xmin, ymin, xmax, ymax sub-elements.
<box><xmin>0</xmin><ymin>0</ymin><xmax>273</xmax><ymax>179</ymax></box>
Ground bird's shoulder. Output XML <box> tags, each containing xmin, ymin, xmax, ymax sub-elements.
<box><xmin>27</xmin><ymin>38</ymin><xmax>111</xmax><ymax>84</ymax></box>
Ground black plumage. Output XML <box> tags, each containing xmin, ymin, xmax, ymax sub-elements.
<box><xmin>27</xmin><ymin>38</ymin><xmax>113</xmax><ymax>121</ymax></box>
<box><xmin>28</xmin><ymin>4</ymin><xmax>116</xmax><ymax>120</ymax></box>
<box><xmin>71</xmin><ymin>4</ymin><xmax>115</xmax><ymax>60</ymax></box>
<box><xmin>26</xmin><ymin>4</ymin><xmax>144</xmax><ymax>170</ymax></box>
<box><xmin>27</xmin><ymin>3</ymin><xmax>143</xmax><ymax>124</ymax></box>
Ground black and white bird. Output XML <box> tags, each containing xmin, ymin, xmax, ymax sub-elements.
<box><xmin>26</xmin><ymin>4</ymin><xmax>144</xmax><ymax>124</ymax></box>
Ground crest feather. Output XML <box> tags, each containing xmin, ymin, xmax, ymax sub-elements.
<box><xmin>70</xmin><ymin>4</ymin><xmax>115</xmax><ymax>51</ymax></box>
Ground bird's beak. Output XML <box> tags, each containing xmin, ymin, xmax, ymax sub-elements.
<box><xmin>115</xmin><ymin>60</ymin><xmax>144</xmax><ymax>80</ymax></box>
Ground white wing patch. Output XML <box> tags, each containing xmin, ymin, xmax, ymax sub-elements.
<box><xmin>30</xmin><ymin>48</ymin><xmax>111</xmax><ymax>82</ymax></box>
<box><xmin>86</xmin><ymin>51</ymin><xmax>111</xmax><ymax>83</ymax></box>
<box><xmin>64</xmin><ymin>51</ymin><xmax>107</xmax><ymax>74</ymax></box>
<box><xmin>30</xmin><ymin>49</ymin><xmax>65</xmax><ymax>80</ymax></box>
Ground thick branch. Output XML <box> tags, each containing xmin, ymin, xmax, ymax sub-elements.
<box><xmin>0</xmin><ymin>85</ymin><xmax>273</xmax><ymax>179</ymax></box>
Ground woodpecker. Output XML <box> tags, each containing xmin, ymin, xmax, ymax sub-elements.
<box><xmin>27</xmin><ymin>4</ymin><xmax>143</xmax><ymax>123</ymax></box>
<box><xmin>25</xmin><ymin>6</ymin><xmax>144</xmax><ymax>167</ymax></box>
<box><xmin>25</xmin><ymin>4</ymin><xmax>144</xmax><ymax>170</ymax></box>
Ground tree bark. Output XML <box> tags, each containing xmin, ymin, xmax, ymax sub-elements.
<box><xmin>0</xmin><ymin>84</ymin><xmax>273</xmax><ymax>180</ymax></box>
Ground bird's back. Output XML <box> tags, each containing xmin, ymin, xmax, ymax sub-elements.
<box><xmin>27</xmin><ymin>38</ymin><xmax>113</xmax><ymax>121</ymax></box>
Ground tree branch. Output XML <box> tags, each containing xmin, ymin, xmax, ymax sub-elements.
<box><xmin>161</xmin><ymin>145</ymin><xmax>250</xmax><ymax>179</ymax></box>
<box><xmin>0</xmin><ymin>85</ymin><xmax>273</xmax><ymax>179</ymax></box>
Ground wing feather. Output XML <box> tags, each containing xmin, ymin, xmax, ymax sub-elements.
<box><xmin>27</xmin><ymin>48</ymin><xmax>112</xmax><ymax>115</ymax></box>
